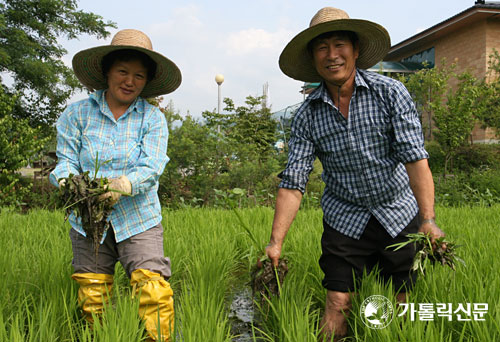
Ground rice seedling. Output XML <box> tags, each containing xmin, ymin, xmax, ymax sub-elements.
<box><xmin>0</xmin><ymin>206</ymin><xmax>498</xmax><ymax>341</ymax></box>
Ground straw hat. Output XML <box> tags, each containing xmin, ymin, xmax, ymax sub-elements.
<box><xmin>72</xmin><ymin>29</ymin><xmax>182</xmax><ymax>97</ymax></box>
<box><xmin>279</xmin><ymin>7</ymin><xmax>390</xmax><ymax>82</ymax></box>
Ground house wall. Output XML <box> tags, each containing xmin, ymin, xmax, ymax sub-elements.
<box><xmin>486</xmin><ymin>17</ymin><xmax>500</xmax><ymax>82</ymax></box>
<box><xmin>387</xmin><ymin>16</ymin><xmax>500</xmax><ymax>143</ymax></box>
<box><xmin>435</xmin><ymin>20</ymin><xmax>487</xmax><ymax>86</ymax></box>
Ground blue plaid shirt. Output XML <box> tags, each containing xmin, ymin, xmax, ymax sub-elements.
<box><xmin>280</xmin><ymin>69</ymin><xmax>428</xmax><ymax>239</ymax></box>
<box><xmin>50</xmin><ymin>90</ymin><xmax>169</xmax><ymax>242</ymax></box>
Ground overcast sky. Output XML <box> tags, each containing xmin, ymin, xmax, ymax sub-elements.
<box><xmin>62</xmin><ymin>0</ymin><xmax>478</xmax><ymax>117</ymax></box>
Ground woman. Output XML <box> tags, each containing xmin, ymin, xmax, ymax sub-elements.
<box><xmin>50</xmin><ymin>29</ymin><xmax>181</xmax><ymax>341</ymax></box>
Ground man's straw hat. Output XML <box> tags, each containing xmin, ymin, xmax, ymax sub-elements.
<box><xmin>72</xmin><ymin>29</ymin><xmax>182</xmax><ymax>97</ymax></box>
<box><xmin>279</xmin><ymin>7</ymin><xmax>390</xmax><ymax>82</ymax></box>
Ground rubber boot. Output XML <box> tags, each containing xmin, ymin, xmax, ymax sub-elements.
<box><xmin>71</xmin><ymin>273</ymin><xmax>114</xmax><ymax>324</ymax></box>
<box><xmin>131</xmin><ymin>269</ymin><xmax>174</xmax><ymax>341</ymax></box>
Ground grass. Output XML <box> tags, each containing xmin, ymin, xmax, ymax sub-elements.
<box><xmin>0</xmin><ymin>206</ymin><xmax>498</xmax><ymax>341</ymax></box>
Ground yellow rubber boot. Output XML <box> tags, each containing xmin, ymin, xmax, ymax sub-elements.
<box><xmin>71</xmin><ymin>273</ymin><xmax>114</xmax><ymax>324</ymax></box>
<box><xmin>131</xmin><ymin>269</ymin><xmax>174</xmax><ymax>341</ymax></box>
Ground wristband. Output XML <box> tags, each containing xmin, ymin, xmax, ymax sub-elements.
<box><xmin>421</xmin><ymin>218</ymin><xmax>436</xmax><ymax>225</ymax></box>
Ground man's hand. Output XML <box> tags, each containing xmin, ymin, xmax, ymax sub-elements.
<box><xmin>418</xmin><ymin>218</ymin><xmax>446</xmax><ymax>248</ymax></box>
<box><xmin>99</xmin><ymin>175</ymin><xmax>132</xmax><ymax>205</ymax></box>
<box><xmin>265</xmin><ymin>241</ymin><xmax>283</xmax><ymax>267</ymax></box>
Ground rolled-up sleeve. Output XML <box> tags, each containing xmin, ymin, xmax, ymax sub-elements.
<box><xmin>279</xmin><ymin>108</ymin><xmax>316</xmax><ymax>193</ymax></box>
<box><xmin>49</xmin><ymin>105</ymin><xmax>82</xmax><ymax>187</ymax></box>
<box><xmin>126</xmin><ymin>107</ymin><xmax>169</xmax><ymax>196</ymax></box>
<box><xmin>389</xmin><ymin>81</ymin><xmax>429</xmax><ymax>164</ymax></box>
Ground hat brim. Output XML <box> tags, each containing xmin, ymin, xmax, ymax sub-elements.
<box><xmin>72</xmin><ymin>45</ymin><xmax>182</xmax><ymax>98</ymax></box>
<box><xmin>279</xmin><ymin>19</ymin><xmax>390</xmax><ymax>82</ymax></box>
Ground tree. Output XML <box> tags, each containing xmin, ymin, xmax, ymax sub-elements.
<box><xmin>398</xmin><ymin>62</ymin><xmax>450</xmax><ymax>140</ymax></box>
<box><xmin>0</xmin><ymin>85</ymin><xmax>48</xmax><ymax>207</ymax></box>
<box><xmin>432</xmin><ymin>71</ymin><xmax>480</xmax><ymax>176</ymax></box>
<box><xmin>203</xmin><ymin>95</ymin><xmax>278</xmax><ymax>164</ymax></box>
<box><xmin>400</xmin><ymin>60</ymin><xmax>484</xmax><ymax>176</ymax></box>
<box><xmin>157</xmin><ymin>95</ymin><xmax>282</xmax><ymax>207</ymax></box>
<box><xmin>0</xmin><ymin>0</ymin><xmax>115</xmax><ymax>129</ymax></box>
<box><xmin>475</xmin><ymin>49</ymin><xmax>500</xmax><ymax>136</ymax></box>
<box><xmin>159</xmin><ymin>115</ymin><xmax>228</xmax><ymax>205</ymax></box>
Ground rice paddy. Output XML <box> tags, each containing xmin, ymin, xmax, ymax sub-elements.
<box><xmin>0</xmin><ymin>205</ymin><xmax>498</xmax><ymax>341</ymax></box>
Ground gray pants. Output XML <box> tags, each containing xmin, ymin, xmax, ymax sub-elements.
<box><xmin>70</xmin><ymin>223</ymin><xmax>171</xmax><ymax>279</ymax></box>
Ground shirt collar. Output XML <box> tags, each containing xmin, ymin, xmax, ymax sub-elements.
<box><xmin>89</xmin><ymin>90</ymin><xmax>145</xmax><ymax>119</ymax></box>
<box><xmin>306</xmin><ymin>69</ymin><xmax>370</xmax><ymax>105</ymax></box>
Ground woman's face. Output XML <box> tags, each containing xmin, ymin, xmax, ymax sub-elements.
<box><xmin>105</xmin><ymin>59</ymin><xmax>148</xmax><ymax>108</ymax></box>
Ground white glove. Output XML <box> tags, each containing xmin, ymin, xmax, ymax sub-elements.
<box><xmin>58</xmin><ymin>178</ymin><xmax>66</xmax><ymax>188</ymax></box>
<box><xmin>99</xmin><ymin>175</ymin><xmax>132</xmax><ymax>205</ymax></box>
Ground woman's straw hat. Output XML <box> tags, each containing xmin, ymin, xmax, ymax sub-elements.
<box><xmin>72</xmin><ymin>29</ymin><xmax>182</xmax><ymax>97</ymax></box>
<box><xmin>279</xmin><ymin>7</ymin><xmax>390</xmax><ymax>82</ymax></box>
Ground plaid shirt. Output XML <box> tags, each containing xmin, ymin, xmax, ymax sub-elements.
<box><xmin>50</xmin><ymin>90</ymin><xmax>169</xmax><ymax>242</ymax></box>
<box><xmin>280</xmin><ymin>69</ymin><xmax>428</xmax><ymax>239</ymax></box>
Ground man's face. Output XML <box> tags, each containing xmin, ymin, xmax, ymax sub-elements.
<box><xmin>311</xmin><ymin>33</ymin><xmax>359</xmax><ymax>86</ymax></box>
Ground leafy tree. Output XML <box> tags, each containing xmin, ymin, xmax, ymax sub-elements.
<box><xmin>158</xmin><ymin>95</ymin><xmax>282</xmax><ymax>207</ymax></box>
<box><xmin>0</xmin><ymin>85</ymin><xmax>48</xmax><ymax>207</ymax></box>
<box><xmin>203</xmin><ymin>95</ymin><xmax>278</xmax><ymax>164</ymax></box>
<box><xmin>432</xmin><ymin>71</ymin><xmax>480</xmax><ymax>176</ymax></box>
<box><xmin>0</xmin><ymin>0</ymin><xmax>115</xmax><ymax>129</ymax></box>
<box><xmin>400</xmin><ymin>60</ymin><xmax>485</xmax><ymax>176</ymax></box>
<box><xmin>475</xmin><ymin>49</ymin><xmax>500</xmax><ymax>136</ymax></box>
<box><xmin>398</xmin><ymin>61</ymin><xmax>450</xmax><ymax>140</ymax></box>
<box><xmin>159</xmin><ymin>115</ymin><xmax>229</xmax><ymax>206</ymax></box>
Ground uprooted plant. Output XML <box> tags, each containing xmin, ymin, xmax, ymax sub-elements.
<box><xmin>224</xmin><ymin>188</ymin><xmax>289</xmax><ymax>300</ymax></box>
<box><xmin>59</xmin><ymin>172</ymin><xmax>112</xmax><ymax>258</ymax></box>
<box><xmin>59</xmin><ymin>155</ymin><xmax>127</xmax><ymax>259</ymax></box>
<box><xmin>387</xmin><ymin>232</ymin><xmax>465</xmax><ymax>276</ymax></box>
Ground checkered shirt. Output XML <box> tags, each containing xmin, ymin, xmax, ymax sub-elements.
<box><xmin>279</xmin><ymin>69</ymin><xmax>428</xmax><ymax>239</ymax></box>
<box><xmin>50</xmin><ymin>90</ymin><xmax>169</xmax><ymax>242</ymax></box>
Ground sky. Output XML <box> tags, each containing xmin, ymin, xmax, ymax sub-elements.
<box><xmin>61</xmin><ymin>0</ymin><xmax>478</xmax><ymax>118</ymax></box>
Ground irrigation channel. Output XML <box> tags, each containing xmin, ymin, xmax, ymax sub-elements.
<box><xmin>229</xmin><ymin>286</ymin><xmax>255</xmax><ymax>341</ymax></box>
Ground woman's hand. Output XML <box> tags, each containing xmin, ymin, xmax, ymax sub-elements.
<box><xmin>99</xmin><ymin>175</ymin><xmax>131</xmax><ymax>205</ymax></box>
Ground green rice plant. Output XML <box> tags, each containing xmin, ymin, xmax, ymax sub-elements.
<box><xmin>163</xmin><ymin>208</ymin><xmax>242</xmax><ymax>341</ymax></box>
<box><xmin>0</xmin><ymin>206</ymin><xmax>498</xmax><ymax>341</ymax></box>
<box><xmin>90</xmin><ymin>290</ymin><xmax>145</xmax><ymax>342</ymax></box>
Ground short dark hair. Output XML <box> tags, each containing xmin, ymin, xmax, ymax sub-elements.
<box><xmin>308</xmin><ymin>30</ymin><xmax>359</xmax><ymax>52</ymax></box>
<box><xmin>101</xmin><ymin>49</ymin><xmax>157</xmax><ymax>81</ymax></box>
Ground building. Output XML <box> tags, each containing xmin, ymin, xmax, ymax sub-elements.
<box><xmin>385</xmin><ymin>0</ymin><xmax>500</xmax><ymax>143</ymax></box>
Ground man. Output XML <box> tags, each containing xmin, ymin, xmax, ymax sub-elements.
<box><xmin>265</xmin><ymin>7</ymin><xmax>445</xmax><ymax>341</ymax></box>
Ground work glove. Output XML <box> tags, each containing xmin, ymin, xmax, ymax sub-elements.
<box><xmin>58</xmin><ymin>178</ymin><xmax>66</xmax><ymax>188</ymax></box>
<box><xmin>99</xmin><ymin>175</ymin><xmax>132</xmax><ymax>205</ymax></box>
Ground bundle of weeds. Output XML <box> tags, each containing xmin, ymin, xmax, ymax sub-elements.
<box><xmin>225</xmin><ymin>194</ymin><xmax>289</xmax><ymax>300</ymax></box>
<box><xmin>387</xmin><ymin>233</ymin><xmax>465</xmax><ymax>276</ymax></box>
<box><xmin>59</xmin><ymin>171</ymin><xmax>113</xmax><ymax>257</ymax></box>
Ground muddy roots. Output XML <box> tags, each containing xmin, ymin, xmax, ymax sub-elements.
<box><xmin>251</xmin><ymin>258</ymin><xmax>288</xmax><ymax>298</ymax></box>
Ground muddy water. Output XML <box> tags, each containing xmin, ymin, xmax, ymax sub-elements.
<box><xmin>229</xmin><ymin>286</ymin><xmax>255</xmax><ymax>341</ymax></box>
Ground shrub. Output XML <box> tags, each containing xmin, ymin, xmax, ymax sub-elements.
<box><xmin>427</xmin><ymin>142</ymin><xmax>500</xmax><ymax>174</ymax></box>
<box><xmin>434</xmin><ymin>169</ymin><xmax>500</xmax><ymax>207</ymax></box>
